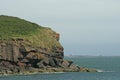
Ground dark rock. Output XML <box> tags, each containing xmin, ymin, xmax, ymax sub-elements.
<box><xmin>49</xmin><ymin>58</ymin><xmax>56</xmax><ymax>67</ymax></box>
<box><xmin>37</xmin><ymin>58</ymin><xmax>49</xmax><ymax>68</ymax></box>
<box><xmin>19</xmin><ymin>45</ymin><xmax>28</xmax><ymax>57</ymax></box>
<box><xmin>53</xmin><ymin>58</ymin><xmax>62</xmax><ymax>67</ymax></box>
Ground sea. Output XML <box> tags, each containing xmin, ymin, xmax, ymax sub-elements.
<box><xmin>0</xmin><ymin>56</ymin><xmax>120</xmax><ymax>80</ymax></box>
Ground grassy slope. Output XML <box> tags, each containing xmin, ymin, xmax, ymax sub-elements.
<box><xmin>0</xmin><ymin>15</ymin><xmax>43</xmax><ymax>39</ymax></box>
<box><xmin>0</xmin><ymin>15</ymin><xmax>62</xmax><ymax>50</ymax></box>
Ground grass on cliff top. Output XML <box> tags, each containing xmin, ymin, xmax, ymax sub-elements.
<box><xmin>0</xmin><ymin>15</ymin><xmax>43</xmax><ymax>39</ymax></box>
<box><xmin>0</xmin><ymin>15</ymin><xmax>62</xmax><ymax>49</ymax></box>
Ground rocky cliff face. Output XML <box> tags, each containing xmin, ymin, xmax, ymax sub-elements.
<box><xmin>0</xmin><ymin>36</ymin><xmax>64</xmax><ymax>65</ymax></box>
<box><xmin>0</xmin><ymin>15</ymin><xmax>97</xmax><ymax>75</ymax></box>
<box><xmin>0</xmin><ymin>35</ymin><xmax>82</xmax><ymax>74</ymax></box>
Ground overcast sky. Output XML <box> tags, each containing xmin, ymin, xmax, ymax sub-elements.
<box><xmin>0</xmin><ymin>0</ymin><xmax>120</xmax><ymax>56</ymax></box>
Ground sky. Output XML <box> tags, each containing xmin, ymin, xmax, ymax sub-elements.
<box><xmin>0</xmin><ymin>0</ymin><xmax>120</xmax><ymax>56</ymax></box>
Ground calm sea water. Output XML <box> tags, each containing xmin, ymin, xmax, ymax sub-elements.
<box><xmin>0</xmin><ymin>56</ymin><xmax>120</xmax><ymax>80</ymax></box>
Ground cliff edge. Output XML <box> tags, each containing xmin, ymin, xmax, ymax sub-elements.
<box><xmin>0</xmin><ymin>15</ymin><xmax>96</xmax><ymax>75</ymax></box>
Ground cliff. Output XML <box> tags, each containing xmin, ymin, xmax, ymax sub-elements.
<box><xmin>0</xmin><ymin>15</ymin><xmax>96</xmax><ymax>75</ymax></box>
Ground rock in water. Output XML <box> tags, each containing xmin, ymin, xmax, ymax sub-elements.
<box><xmin>0</xmin><ymin>15</ymin><xmax>97</xmax><ymax>75</ymax></box>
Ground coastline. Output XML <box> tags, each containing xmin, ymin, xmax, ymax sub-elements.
<box><xmin>0</xmin><ymin>67</ymin><xmax>97</xmax><ymax>76</ymax></box>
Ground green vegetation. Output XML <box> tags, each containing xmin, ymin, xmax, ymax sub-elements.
<box><xmin>0</xmin><ymin>15</ymin><xmax>62</xmax><ymax>50</ymax></box>
<box><xmin>0</xmin><ymin>15</ymin><xmax>43</xmax><ymax>39</ymax></box>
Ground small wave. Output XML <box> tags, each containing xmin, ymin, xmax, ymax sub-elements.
<box><xmin>97</xmin><ymin>69</ymin><xmax>104</xmax><ymax>72</ymax></box>
<box><xmin>97</xmin><ymin>69</ymin><xmax>115</xmax><ymax>73</ymax></box>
